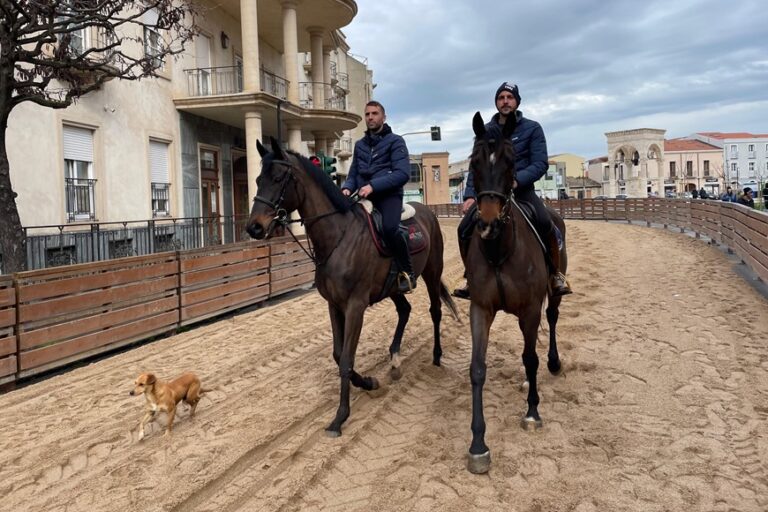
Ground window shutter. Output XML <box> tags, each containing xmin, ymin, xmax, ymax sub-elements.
<box><xmin>149</xmin><ymin>140</ymin><xmax>169</xmax><ymax>183</ymax></box>
<box><xmin>63</xmin><ymin>125</ymin><xmax>94</xmax><ymax>161</ymax></box>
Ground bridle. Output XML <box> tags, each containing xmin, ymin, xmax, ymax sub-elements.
<box><xmin>251</xmin><ymin>157</ymin><xmax>348</xmax><ymax>265</ymax></box>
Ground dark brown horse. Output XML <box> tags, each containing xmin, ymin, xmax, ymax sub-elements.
<box><xmin>465</xmin><ymin>112</ymin><xmax>567</xmax><ymax>474</ymax></box>
<box><xmin>246</xmin><ymin>138</ymin><xmax>458</xmax><ymax>436</ymax></box>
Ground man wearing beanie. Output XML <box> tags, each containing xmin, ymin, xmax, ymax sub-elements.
<box><xmin>452</xmin><ymin>81</ymin><xmax>572</xmax><ymax>298</ymax></box>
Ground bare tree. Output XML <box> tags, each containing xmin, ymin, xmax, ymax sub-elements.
<box><xmin>0</xmin><ymin>0</ymin><xmax>197</xmax><ymax>273</ymax></box>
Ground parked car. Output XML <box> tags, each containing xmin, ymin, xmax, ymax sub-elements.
<box><xmin>593</xmin><ymin>195</ymin><xmax>607</xmax><ymax>200</ymax></box>
<box><xmin>615</xmin><ymin>194</ymin><xmax>628</xmax><ymax>199</ymax></box>
<box><xmin>665</xmin><ymin>191</ymin><xmax>675</xmax><ymax>198</ymax></box>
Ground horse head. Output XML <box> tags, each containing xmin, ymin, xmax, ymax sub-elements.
<box><xmin>470</xmin><ymin>111</ymin><xmax>517</xmax><ymax>239</ymax></box>
<box><xmin>246</xmin><ymin>137</ymin><xmax>297</xmax><ymax>239</ymax></box>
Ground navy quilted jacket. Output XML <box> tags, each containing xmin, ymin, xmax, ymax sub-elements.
<box><xmin>342</xmin><ymin>124</ymin><xmax>410</xmax><ymax>196</ymax></box>
<box><xmin>464</xmin><ymin>111</ymin><xmax>548</xmax><ymax>199</ymax></box>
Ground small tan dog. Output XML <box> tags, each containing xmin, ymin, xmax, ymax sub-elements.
<box><xmin>129</xmin><ymin>372</ymin><xmax>205</xmax><ymax>440</ymax></box>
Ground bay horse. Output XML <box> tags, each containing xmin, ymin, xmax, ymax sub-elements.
<box><xmin>465</xmin><ymin>112</ymin><xmax>567</xmax><ymax>474</ymax></box>
<box><xmin>246</xmin><ymin>138</ymin><xmax>458</xmax><ymax>437</ymax></box>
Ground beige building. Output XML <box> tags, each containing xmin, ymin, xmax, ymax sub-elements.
<box><xmin>549</xmin><ymin>153</ymin><xmax>586</xmax><ymax>178</ymax></box>
<box><xmin>587</xmin><ymin>129</ymin><xmax>725</xmax><ymax>198</ymax></box>
<box><xmin>8</xmin><ymin>0</ymin><xmax>369</xmax><ymax>261</ymax></box>
<box><xmin>406</xmin><ymin>152</ymin><xmax>450</xmax><ymax>205</ymax></box>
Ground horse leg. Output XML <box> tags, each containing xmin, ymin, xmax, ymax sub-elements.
<box><xmin>425</xmin><ymin>273</ymin><xmax>443</xmax><ymax>367</ymax></box>
<box><xmin>329</xmin><ymin>303</ymin><xmax>377</xmax><ymax>391</ymax></box>
<box><xmin>546</xmin><ymin>296</ymin><xmax>563</xmax><ymax>375</ymax></box>
<box><xmin>520</xmin><ymin>307</ymin><xmax>544</xmax><ymax>430</ymax></box>
<box><xmin>388</xmin><ymin>294</ymin><xmax>411</xmax><ymax>380</ymax></box>
<box><xmin>326</xmin><ymin>303</ymin><xmax>376</xmax><ymax>437</ymax></box>
<box><xmin>467</xmin><ymin>302</ymin><xmax>494</xmax><ymax>474</ymax></box>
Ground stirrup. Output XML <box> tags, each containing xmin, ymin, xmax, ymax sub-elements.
<box><xmin>549</xmin><ymin>272</ymin><xmax>572</xmax><ymax>297</ymax></box>
<box><xmin>397</xmin><ymin>272</ymin><xmax>416</xmax><ymax>294</ymax></box>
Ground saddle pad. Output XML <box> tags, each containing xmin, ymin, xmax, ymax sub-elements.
<box><xmin>359</xmin><ymin>199</ymin><xmax>416</xmax><ymax>220</ymax></box>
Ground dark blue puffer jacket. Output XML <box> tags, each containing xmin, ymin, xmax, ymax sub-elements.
<box><xmin>464</xmin><ymin>111</ymin><xmax>548</xmax><ymax>199</ymax></box>
<box><xmin>342</xmin><ymin>124</ymin><xmax>410</xmax><ymax>196</ymax></box>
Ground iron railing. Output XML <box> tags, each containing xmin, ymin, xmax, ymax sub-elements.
<box><xmin>260</xmin><ymin>68</ymin><xmax>288</xmax><ymax>99</ymax></box>
<box><xmin>23</xmin><ymin>214</ymin><xmax>252</xmax><ymax>270</ymax></box>
<box><xmin>65</xmin><ymin>177</ymin><xmax>97</xmax><ymax>222</ymax></box>
<box><xmin>299</xmin><ymin>81</ymin><xmax>347</xmax><ymax>110</ymax></box>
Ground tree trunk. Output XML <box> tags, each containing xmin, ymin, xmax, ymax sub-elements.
<box><xmin>0</xmin><ymin>124</ymin><xmax>26</xmax><ymax>274</ymax></box>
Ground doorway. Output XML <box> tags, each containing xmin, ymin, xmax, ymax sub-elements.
<box><xmin>200</xmin><ymin>148</ymin><xmax>221</xmax><ymax>244</ymax></box>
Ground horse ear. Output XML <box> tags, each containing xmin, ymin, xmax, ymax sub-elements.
<box><xmin>472</xmin><ymin>112</ymin><xmax>486</xmax><ymax>138</ymax></box>
<box><xmin>502</xmin><ymin>112</ymin><xmax>517</xmax><ymax>139</ymax></box>
<box><xmin>256</xmin><ymin>139</ymin><xmax>268</xmax><ymax>157</ymax></box>
<box><xmin>270</xmin><ymin>136</ymin><xmax>285</xmax><ymax>159</ymax></box>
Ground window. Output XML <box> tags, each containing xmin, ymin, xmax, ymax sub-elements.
<box><xmin>748</xmin><ymin>144</ymin><xmax>756</xmax><ymax>158</ymax></box>
<box><xmin>70</xmin><ymin>27</ymin><xmax>90</xmax><ymax>55</ymax></box>
<box><xmin>143</xmin><ymin>9</ymin><xmax>164</xmax><ymax>70</ymax></box>
<box><xmin>748</xmin><ymin>162</ymin><xmax>755</xmax><ymax>175</ymax></box>
<box><xmin>235</xmin><ymin>54</ymin><xmax>244</xmax><ymax>92</ymax></box>
<box><xmin>63</xmin><ymin>125</ymin><xmax>96</xmax><ymax>222</ymax></box>
<box><xmin>432</xmin><ymin>165</ymin><xmax>441</xmax><ymax>182</ymax></box>
<box><xmin>686</xmin><ymin>161</ymin><xmax>693</xmax><ymax>177</ymax></box>
<box><xmin>669</xmin><ymin>161</ymin><xmax>676</xmax><ymax>178</ymax></box>
<box><xmin>731</xmin><ymin>162</ymin><xmax>738</xmax><ymax>173</ymax></box>
<box><xmin>603</xmin><ymin>165</ymin><xmax>609</xmax><ymax>181</ymax></box>
<box><xmin>150</xmin><ymin>140</ymin><xmax>171</xmax><ymax>217</ymax></box>
<box><xmin>409</xmin><ymin>163</ymin><xmax>421</xmax><ymax>183</ymax></box>
<box><xmin>703</xmin><ymin>160</ymin><xmax>710</xmax><ymax>177</ymax></box>
<box><xmin>729</xmin><ymin>144</ymin><xmax>738</xmax><ymax>158</ymax></box>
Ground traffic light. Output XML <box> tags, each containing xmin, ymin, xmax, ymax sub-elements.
<box><xmin>317</xmin><ymin>151</ymin><xmax>337</xmax><ymax>176</ymax></box>
<box><xmin>309</xmin><ymin>155</ymin><xmax>321</xmax><ymax>168</ymax></box>
<box><xmin>430</xmin><ymin>126</ymin><xmax>441</xmax><ymax>141</ymax></box>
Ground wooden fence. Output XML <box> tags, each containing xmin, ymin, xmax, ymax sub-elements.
<box><xmin>1</xmin><ymin>236</ymin><xmax>314</xmax><ymax>385</ymax></box>
<box><xmin>544</xmin><ymin>198</ymin><xmax>767</xmax><ymax>283</ymax></box>
<box><xmin>2</xmin><ymin>199</ymin><xmax>764</xmax><ymax>387</ymax></box>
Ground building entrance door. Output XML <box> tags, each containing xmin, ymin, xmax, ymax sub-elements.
<box><xmin>232</xmin><ymin>151</ymin><xmax>248</xmax><ymax>241</ymax></box>
<box><xmin>200</xmin><ymin>148</ymin><xmax>221</xmax><ymax>244</ymax></box>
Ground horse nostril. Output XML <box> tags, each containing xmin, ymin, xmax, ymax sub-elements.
<box><xmin>246</xmin><ymin>223</ymin><xmax>264</xmax><ymax>239</ymax></box>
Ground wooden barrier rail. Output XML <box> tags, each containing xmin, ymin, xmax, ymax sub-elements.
<box><xmin>0</xmin><ymin>236</ymin><xmax>314</xmax><ymax>385</ymax></box>
<box><xmin>428</xmin><ymin>198</ymin><xmax>767</xmax><ymax>284</ymax></box>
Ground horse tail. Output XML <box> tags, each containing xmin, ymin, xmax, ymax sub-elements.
<box><xmin>439</xmin><ymin>279</ymin><xmax>461</xmax><ymax>323</ymax></box>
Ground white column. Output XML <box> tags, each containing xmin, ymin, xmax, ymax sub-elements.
<box><xmin>281</xmin><ymin>1</ymin><xmax>299</xmax><ymax>104</ymax></box>
<box><xmin>245</xmin><ymin>110</ymin><xmax>263</xmax><ymax>201</ymax></box>
<box><xmin>309</xmin><ymin>27</ymin><xmax>324</xmax><ymax>108</ymax></box>
<box><xmin>323</xmin><ymin>46</ymin><xmax>333</xmax><ymax>107</ymax></box>
<box><xmin>287</xmin><ymin>122</ymin><xmax>302</xmax><ymax>152</ymax></box>
<box><xmin>240</xmin><ymin>0</ymin><xmax>260</xmax><ymax>92</ymax></box>
<box><xmin>314</xmin><ymin>133</ymin><xmax>328</xmax><ymax>156</ymax></box>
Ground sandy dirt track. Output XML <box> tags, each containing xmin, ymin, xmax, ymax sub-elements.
<box><xmin>1</xmin><ymin>219</ymin><xmax>767</xmax><ymax>512</ymax></box>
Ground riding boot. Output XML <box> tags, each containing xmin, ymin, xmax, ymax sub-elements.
<box><xmin>392</xmin><ymin>231</ymin><xmax>417</xmax><ymax>294</ymax></box>
<box><xmin>547</xmin><ymin>230</ymin><xmax>572</xmax><ymax>297</ymax></box>
<box><xmin>452</xmin><ymin>228</ymin><xmax>472</xmax><ymax>299</ymax></box>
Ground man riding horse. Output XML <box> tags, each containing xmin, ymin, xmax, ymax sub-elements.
<box><xmin>453</xmin><ymin>82</ymin><xmax>572</xmax><ymax>298</ymax></box>
<box><xmin>341</xmin><ymin>101</ymin><xmax>417</xmax><ymax>294</ymax></box>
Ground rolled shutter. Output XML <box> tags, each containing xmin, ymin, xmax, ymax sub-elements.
<box><xmin>63</xmin><ymin>125</ymin><xmax>94</xmax><ymax>162</ymax></box>
<box><xmin>149</xmin><ymin>140</ymin><xmax>169</xmax><ymax>183</ymax></box>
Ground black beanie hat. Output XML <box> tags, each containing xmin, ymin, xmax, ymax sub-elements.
<box><xmin>495</xmin><ymin>82</ymin><xmax>521</xmax><ymax>104</ymax></box>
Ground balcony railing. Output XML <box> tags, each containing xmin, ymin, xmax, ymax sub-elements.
<box><xmin>333</xmin><ymin>137</ymin><xmax>353</xmax><ymax>154</ymax></box>
<box><xmin>299</xmin><ymin>82</ymin><xmax>347</xmax><ymax>110</ymax></box>
<box><xmin>335</xmin><ymin>72</ymin><xmax>349</xmax><ymax>91</ymax></box>
<box><xmin>23</xmin><ymin>214</ymin><xmax>252</xmax><ymax>270</ymax></box>
<box><xmin>260</xmin><ymin>68</ymin><xmax>288</xmax><ymax>99</ymax></box>
<box><xmin>184</xmin><ymin>66</ymin><xmax>289</xmax><ymax>100</ymax></box>
<box><xmin>185</xmin><ymin>66</ymin><xmax>241</xmax><ymax>96</ymax></box>
<box><xmin>65</xmin><ymin>177</ymin><xmax>97</xmax><ymax>222</ymax></box>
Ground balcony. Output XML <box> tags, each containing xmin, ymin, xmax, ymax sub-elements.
<box><xmin>183</xmin><ymin>66</ymin><xmax>289</xmax><ymax>100</ymax></box>
<box><xmin>65</xmin><ymin>177</ymin><xmax>97</xmax><ymax>222</ymax></box>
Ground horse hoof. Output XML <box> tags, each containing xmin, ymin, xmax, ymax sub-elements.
<box><xmin>390</xmin><ymin>366</ymin><xmax>402</xmax><ymax>381</ymax></box>
<box><xmin>520</xmin><ymin>416</ymin><xmax>543</xmax><ymax>431</ymax></box>
<box><xmin>369</xmin><ymin>376</ymin><xmax>380</xmax><ymax>390</ymax></box>
<box><xmin>519</xmin><ymin>380</ymin><xmax>530</xmax><ymax>392</ymax></box>
<box><xmin>467</xmin><ymin>450</ymin><xmax>491</xmax><ymax>474</ymax></box>
<box><xmin>325</xmin><ymin>428</ymin><xmax>342</xmax><ymax>438</ymax></box>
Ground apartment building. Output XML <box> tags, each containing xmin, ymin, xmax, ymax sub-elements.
<box><xmin>690</xmin><ymin>132</ymin><xmax>768</xmax><ymax>192</ymax></box>
<box><xmin>7</xmin><ymin>0</ymin><xmax>368</xmax><ymax>256</ymax></box>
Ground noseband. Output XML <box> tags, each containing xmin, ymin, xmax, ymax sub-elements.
<box><xmin>252</xmin><ymin>159</ymin><xmax>294</xmax><ymax>230</ymax></box>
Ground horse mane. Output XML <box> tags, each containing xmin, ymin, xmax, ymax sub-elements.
<box><xmin>264</xmin><ymin>149</ymin><xmax>352</xmax><ymax>213</ymax></box>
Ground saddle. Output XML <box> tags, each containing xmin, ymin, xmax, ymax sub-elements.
<box><xmin>359</xmin><ymin>199</ymin><xmax>428</xmax><ymax>256</ymax></box>
<box><xmin>514</xmin><ymin>200</ymin><xmax>563</xmax><ymax>251</ymax></box>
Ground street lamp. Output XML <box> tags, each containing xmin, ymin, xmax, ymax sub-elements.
<box><xmin>581</xmin><ymin>161</ymin><xmax>586</xmax><ymax>199</ymax></box>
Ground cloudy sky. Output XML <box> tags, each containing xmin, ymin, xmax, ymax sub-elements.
<box><xmin>343</xmin><ymin>0</ymin><xmax>768</xmax><ymax>161</ymax></box>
